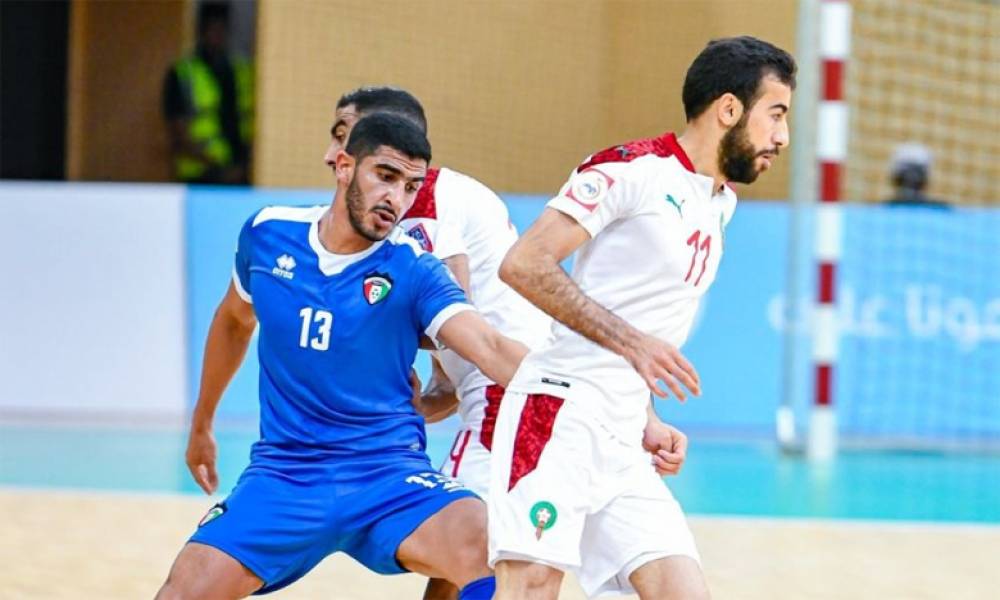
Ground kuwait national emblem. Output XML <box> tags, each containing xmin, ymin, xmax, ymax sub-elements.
<box><xmin>363</xmin><ymin>274</ymin><xmax>393</xmax><ymax>305</ymax></box>
<box><xmin>198</xmin><ymin>502</ymin><xmax>226</xmax><ymax>527</ymax></box>
<box><xmin>529</xmin><ymin>501</ymin><xmax>557</xmax><ymax>540</ymax></box>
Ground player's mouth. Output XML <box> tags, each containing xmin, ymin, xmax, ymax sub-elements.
<box><xmin>372</xmin><ymin>206</ymin><xmax>397</xmax><ymax>228</ymax></box>
<box><xmin>757</xmin><ymin>149</ymin><xmax>779</xmax><ymax>170</ymax></box>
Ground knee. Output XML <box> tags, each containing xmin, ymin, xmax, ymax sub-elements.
<box><xmin>496</xmin><ymin>561</ymin><xmax>562</xmax><ymax>598</ymax></box>
<box><xmin>154</xmin><ymin>579</ymin><xmax>189</xmax><ymax>600</ymax></box>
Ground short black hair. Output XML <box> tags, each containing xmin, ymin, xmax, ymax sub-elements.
<box><xmin>682</xmin><ymin>36</ymin><xmax>797</xmax><ymax>121</ymax></box>
<box><xmin>198</xmin><ymin>2</ymin><xmax>230</xmax><ymax>32</ymax></box>
<box><xmin>336</xmin><ymin>86</ymin><xmax>428</xmax><ymax>134</ymax></box>
<box><xmin>345</xmin><ymin>113</ymin><xmax>432</xmax><ymax>165</ymax></box>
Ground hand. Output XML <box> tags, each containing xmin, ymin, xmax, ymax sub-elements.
<box><xmin>626</xmin><ymin>334</ymin><xmax>701</xmax><ymax>400</ymax></box>
<box><xmin>186</xmin><ymin>427</ymin><xmax>219</xmax><ymax>495</ymax></box>
<box><xmin>642</xmin><ymin>420</ymin><xmax>688</xmax><ymax>476</ymax></box>
<box><xmin>409</xmin><ymin>368</ymin><xmax>423</xmax><ymax>412</ymax></box>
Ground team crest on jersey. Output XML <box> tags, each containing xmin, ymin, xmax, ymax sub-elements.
<box><xmin>565</xmin><ymin>167</ymin><xmax>614</xmax><ymax>212</ymax></box>
<box><xmin>363</xmin><ymin>273</ymin><xmax>393</xmax><ymax>305</ymax></box>
<box><xmin>406</xmin><ymin>223</ymin><xmax>434</xmax><ymax>252</ymax></box>
<box><xmin>529</xmin><ymin>500</ymin><xmax>558</xmax><ymax>540</ymax></box>
<box><xmin>198</xmin><ymin>502</ymin><xmax>226</xmax><ymax>527</ymax></box>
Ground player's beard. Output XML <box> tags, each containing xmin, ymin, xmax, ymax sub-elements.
<box><xmin>345</xmin><ymin>175</ymin><xmax>394</xmax><ymax>242</ymax></box>
<box><xmin>718</xmin><ymin>116</ymin><xmax>773</xmax><ymax>185</ymax></box>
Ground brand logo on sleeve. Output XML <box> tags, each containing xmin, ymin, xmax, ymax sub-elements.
<box><xmin>363</xmin><ymin>273</ymin><xmax>393</xmax><ymax>305</ymax></box>
<box><xmin>272</xmin><ymin>254</ymin><xmax>296</xmax><ymax>279</ymax></box>
<box><xmin>665</xmin><ymin>194</ymin><xmax>686</xmax><ymax>217</ymax></box>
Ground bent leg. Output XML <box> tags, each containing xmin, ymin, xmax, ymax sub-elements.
<box><xmin>494</xmin><ymin>559</ymin><xmax>563</xmax><ymax>600</ymax></box>
<box><xmin>397</xmin><ymin>496</ymin><xmax>491</xmax><ymax>587</ymax></box>
<box><xmin>630</xmin><ymin>555</ymin><xmax>710</xmax><ymax>600</ymax></box>
<box><xmin>155</xmin><ymin>542</ymin><xmax>262</xmax><ymax>600</ymax></box>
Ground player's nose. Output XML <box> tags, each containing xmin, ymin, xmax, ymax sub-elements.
<box><xmin>322</xmin><ymin>142</ymin><xmax>337</xmax><ymax>167</ymax></box>
<box><xmin>774</xmin><ymin>121</ymin><xmax>790</xmax><ymax>148</ymax></box>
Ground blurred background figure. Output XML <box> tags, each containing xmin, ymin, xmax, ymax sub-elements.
<box><xmin>885</xmin><ymin>142</ymin><xmax>946</xmax><ymax>207</ymax></box>
<box><xmin>162</xmin><ymin>1</ymin><xmax>253</xmax><ymax>185</ymax></box>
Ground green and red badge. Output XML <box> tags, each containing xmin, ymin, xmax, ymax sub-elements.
<box><xmin>530</xmin><ymin>501</ymin><xmax>557</xmax><ymax>540</ymax></box>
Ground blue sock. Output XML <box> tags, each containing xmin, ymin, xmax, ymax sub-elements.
<box><xmin>458</xmin><ymin>575</ymin><xmax>496</xmax><ymax>600</ymax></box>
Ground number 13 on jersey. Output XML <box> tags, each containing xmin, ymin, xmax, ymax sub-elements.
<box><xmin>299</xmin><ymin>307</ymin><xmax>333</xmax><ymax>350</ymax></box>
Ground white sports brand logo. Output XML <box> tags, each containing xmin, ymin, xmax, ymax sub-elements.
<box><xmin>273</xmin><ymin>254</ymin><xmax>296</xmax><ymax>280</ymax></box>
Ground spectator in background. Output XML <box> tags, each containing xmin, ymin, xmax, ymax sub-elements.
<box><xmin>886</xmin><ymin>142</ymin><xmax>947</xmax><ymax>207</ymax></box>
<box><xmin>162</xmin><ymin>2</ymin><xmax>253</xmax><ymax>184</ymax></box>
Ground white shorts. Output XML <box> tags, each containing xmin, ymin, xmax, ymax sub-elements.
<box><xmin>488</xmin><ymin>388</ymin><xmax>700</xmax><ymax>598</ymax></box>
<box><xmin>439</xmin><ymin>384</ymin><xmax>505</xmax><ymax>500</ymax></box>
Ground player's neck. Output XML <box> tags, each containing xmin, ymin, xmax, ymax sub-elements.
<box><xmin>318</xmin><ymin>206</ymin><xmax>376</xmax><ymax>255</ymax></box>
<box><xmin>676</xmin><ymin>127</ymin><xmax>727</xmax><ymax>194</ymax></box>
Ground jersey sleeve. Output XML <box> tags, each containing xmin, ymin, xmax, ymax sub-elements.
<box><xmin>411</xmin><ymin>254</ymin><xmax>474</xmax><ymax>343</ymax></box>
<box><xmin>546</xmin><ymin>161</ymin><xmax>642</xmax><ymax>238</ymax></box>
<box><xmin>431</xmin><ymin>221</ymin><xmax>467</xmax><ymax>261</ymax></box>
<box><xmin>231</xmin><ymin>211</ymin><xmax>257</xmax><ymax>303</ymax></box>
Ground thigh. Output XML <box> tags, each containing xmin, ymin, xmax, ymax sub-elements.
<box><xmin>157</xmin><ymin>542</ymin><xmax>262</xmax><ymax>599</ymax></box>
<box><xmin>488</xmin><ymin>390</ymin><xmax>595</xmax><ymax>572</ymax></box>
<box><xmin>630</xmin><ymin>555</ymin><xmax>710</xmax><ymax>600</ymax></box>
<box><xmin>188</xmin><ymin>468</ymin><xmax>336</xmax><ymax>594</ymax></box>
<box><xmin>494</xmin><ymin>559</ymin><xmax>564</xmax><ymax>600</ymax></box>
<box><xmin>340</xmin><ymin>456</ymin><xmax>481</xmax><ymax>577</ymax></box>
<box><xmin>578</xmin><ymin>463</ymin><xmax>701</xmax><ymax>597</ymax></box>
<box><xmin>396</xmin><ymin>496</ymin><xmax>489</xmax><ymax>587</ymax></box>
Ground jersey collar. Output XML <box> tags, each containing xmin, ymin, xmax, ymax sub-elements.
<box><xmin>308</xmin><ymin>213</ymin><xmax>386</xmax><ymax>276</ymax></box>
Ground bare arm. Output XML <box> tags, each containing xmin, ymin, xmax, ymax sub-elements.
<box><xmin>435</xmin><ymin>311</ymin><xmax>528</xmax><ymax>389</ymax></box>
<box><xmin>499</xmin><ymin>208</ymin><xmax>700</xmax><ymax>399</ymax></box>
<box><xmin>186</xmin><ymin>282</ymin><xmax>257</xmax><ymax>494</ymax></box>
<box><xmin>414</xmin><ymin>355</ymin><xmax>460</xmax><ymax>424</ymax></box>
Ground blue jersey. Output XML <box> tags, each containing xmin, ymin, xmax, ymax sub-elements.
<box><xmin>232</xmin><ymin>205</ymin><xmax>470</xmax><ymax>457</ymax></box>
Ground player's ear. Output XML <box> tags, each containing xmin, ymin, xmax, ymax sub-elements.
<box><xmin>334</xmin><ymin>150</ymin><xmax>356</xmax><ymax>184</ymax></box>
<box><xmin>716</xmin><ymin>93</ymin><xmax>744</xmax><ymax>128</ymax></box>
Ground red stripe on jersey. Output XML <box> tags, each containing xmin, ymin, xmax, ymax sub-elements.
<box><xmin>576</xmin><ymin>132</ymin><xmax>695</xmax><ymax>174</ymax></box>
<box><xmin>479</xmin><ymin>384</ymin><xmax>506</xmax><ymax>451</ymax></box>
<box><xmin>508</xmin><ymin>393</ymin><xmax>564</xmax><ymax>491</ymax></box>
<box><xmin>402</xmin><ymin>167</ymin><xmax>441</xmax><ymax>220</ymax></box>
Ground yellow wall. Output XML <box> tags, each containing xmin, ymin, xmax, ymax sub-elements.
<box><xmin>255</xmin><ymin>0</ymin><xmax>798</xmax><ymax>199</ymax></box>
<box><xmin>67</xmin><ymin>0</ymin><xmax>189</xmax><ymax>182</ymax></box>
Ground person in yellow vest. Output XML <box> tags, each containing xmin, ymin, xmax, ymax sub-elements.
<box><xmin>162</xmin><ymin>2</ymin><xmax>253</xmax><ymax>184</ymax></box>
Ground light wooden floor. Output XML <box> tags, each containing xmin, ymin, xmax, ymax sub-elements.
<box><xmin>3</xmin><ymin>489</ymin><xmax>998</xmax><ymax>599</ymax></box>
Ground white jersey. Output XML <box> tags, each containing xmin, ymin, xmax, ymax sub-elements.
<box><xmin>507</xmin><ymin>132</ymin><xmax>737</xmax><ymax>443</ymax></box>
<box><xmin>399</xmin><ymin>167</ymin><xmax>551</xmax><ymax>418</ymax></box>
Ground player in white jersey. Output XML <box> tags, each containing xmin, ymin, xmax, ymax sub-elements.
<box><xmin>490</xmin><ymin>37</ymin><xmax>797</xmax><ymax>599</ymax></box>
<box><xmin>325</xmin><ymin>87</ymin><xmax>693</xmax><ymax>600</ymax></box>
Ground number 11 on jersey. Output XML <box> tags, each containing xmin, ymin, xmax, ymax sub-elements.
<box><xmin>298</xmin><ymin>307</ymin><xmax>333</xmax><ymax>350</ymax></box>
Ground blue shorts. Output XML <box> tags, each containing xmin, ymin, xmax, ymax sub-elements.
<box><xmin>189</xmin><ymin>447</ymin><xmax>478</xmax><ymax>594</ymax></box>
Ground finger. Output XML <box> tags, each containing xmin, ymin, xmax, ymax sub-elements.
<box><xmin>206</xmin><ymin>463</ymin><xmax>219</xmax><ymax>494</ymax></box>
<box><xmin>193</xmin><ymin>464</ymin><xmax>212</xmax><ymax>495</ymax></box>
<box><xmin>655</xmin><ymin>368</ymin><xmax>687</xmax><ymax>402</ymax></box>
<box><xmin>643</xmin><ymin>371</ymin><xmax>668</xmax><ymax>398</ymax></box>
<box><xmin>672</xmin><ymin>432</ymin><xmax>689</xmax><ymax>456</ymax></box>
<box><xmin>652</xmin><ymin>455</ymin><xmax>680</xmax><ymax>476</ymax></box>
<box><xmin>665</xmin><ymin>359</ymin><xmax>700</xmax><ymax>397</ymax></box>
<box><xmin>669</xmin><ymin>351</ymin><xmax>702</xmax><ymax>395</ymax></box>
<box><xmin>657</xmin><ymin>449</ymin><xmax>684</xmax><ymax>464</ymax></box>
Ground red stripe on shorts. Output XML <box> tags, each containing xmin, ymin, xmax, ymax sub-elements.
<box><xmin>507</xmin><ymin>393</ymin><xmax>565</xmax><ymax>491</ymax></box>
<box><xmin>479</xmin><ymin>384</ymin><xmax>506</xmax><ymax>451</ymax></box>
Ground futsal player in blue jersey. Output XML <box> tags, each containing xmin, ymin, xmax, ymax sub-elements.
<box><xmin>155</xmin><ymin>113</ymin><xmax>526</xmax><ymax>599</ymax></box>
